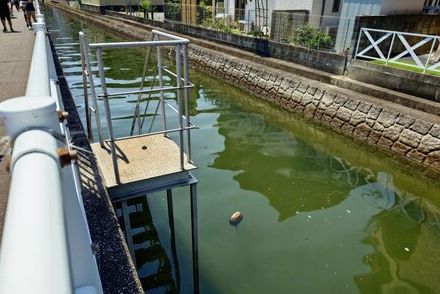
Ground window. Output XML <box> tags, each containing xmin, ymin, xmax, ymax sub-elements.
<box><xmin>332</xmin><ymin>0</ymin><xmax>341</xmax><ymax>12</ymax></box>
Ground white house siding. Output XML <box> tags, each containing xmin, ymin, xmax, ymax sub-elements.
<box><xmin>243</xmin><ymin>0</ymin><xmax>314</xmax><ymax>12</ymax></box>
<box><xmin>311</xmin><ymin>0</ymin><xmax>342</xmax><ymax>28</ymax></box>
<box><xmin>272</xmin><ymin>0</ymin><xmax>314</xmax><ymax>11</ymax></box>
<box><xmin>214</xmin><ymin>0</ymin><xmax>235</xmax><ymax>17</ymax></box>
<box><xmin>243</xmin><ymin>0</ymin><xmax>343</xmax><ymax>31</ymax></box>
<box><xmin>244</xmin><ymin>0</ymin><xmax>314</xmax><ymax>27</ymax></box>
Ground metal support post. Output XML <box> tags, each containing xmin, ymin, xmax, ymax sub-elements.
<box><xmin>190</xmin><ymin>183</ymin><xmax>199</xmax><ymax>294</ymax></box>
<box><xmin>175</xmin><ymin>44</ymin><xmax>185</xmax><ymax>170</ymax></box>
<box><xmin>79</xmin><ymin>32</ymin><xmax>104</xmax><ymax>146</ymax></box>
<box><xmin>182</xmin><ymin>45</ymin><xmax>192</xmax><ymax>163</ymax></box>
<box><xmin>80</xmin><ymin>40</ymin><xmax>93</xmax><ymax>141</ymax></box>
<box><xmin>134</xmin><ymin>33</ymin><xmax>155</xmax><ymax>135</ymax></box>
<box><xmin>167</xmin><ymin>189</ymin><xmax>181</xmax><ymax>291</ymax></box>
<box><xmin>95</xmin><ymin>47</ymin><xmax>121</xmax><ymax>184</ymax></box>
<box><xmin>156</xmin><ymin>36</ymin><xmax>168</xmax><ymax>136</ymax></box>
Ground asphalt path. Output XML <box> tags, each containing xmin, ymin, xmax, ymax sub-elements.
<box><xmin>0</xmin><ymin>10</ymin><xmax>35</xmax><ymax>240</ymax></box>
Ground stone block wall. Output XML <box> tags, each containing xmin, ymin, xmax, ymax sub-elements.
<box><xmin>187</xmin><ymin>47</ymin><xmax>440</xmax><ymax>174</ymax></box>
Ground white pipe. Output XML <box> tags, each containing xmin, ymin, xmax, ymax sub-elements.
<box><xmin>0</xmin><ymin>131</ymin><xmax>72</xmax><ymax>294</ymax></box>
<box><xmin>26</xmin><ymin>1</ymin><xmax>49</xmax><ymax>97</ymax></box>
<box><xmin>26</xmin><ymin>32</ymin><xmax>50</xmax><ymax>97</ymax></box>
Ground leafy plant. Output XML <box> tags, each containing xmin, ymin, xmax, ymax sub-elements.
<box><xmin>197</xmin><ymin>2</ymin><xmax>212</xmax><ymax>25</ymax></box>
<box><xmin>292</xmin><ymin>24</ymin><xmax>333</xmax><ymax>50</ymax></box>
<box><xmin>251</xmin><ymin>30</ymin><xmax>264</xmax><ymax>38</ymax></box>
<box><xmin>202</xmin><ymin>18</ymin><xmax>240</xmax><ymax>34</ymax></box>
<box><xmin>164</xmin><ymin>1</ymin><xmax>180</xmax><ymax>21</ymax></box>
<box><xmin>139</xmin><ymin>0</ymin><xmax>152</xmax><ymax>20</ymax></box>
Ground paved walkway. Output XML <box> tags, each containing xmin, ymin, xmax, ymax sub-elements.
<box><xmin>0</xmin><ymin>12</ymin><xmax>35</xmax><ymax>240</ymax></box>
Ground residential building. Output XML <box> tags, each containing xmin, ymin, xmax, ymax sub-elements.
<box><xmin>236</xmin><ymin>0</ymin><xmax>343</xmax><ymax>41</ymax></box>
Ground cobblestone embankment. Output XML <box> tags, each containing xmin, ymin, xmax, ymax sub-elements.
<box><xmin>48</xmin><ymin>3</ymin><xmax>440</xmax><ymax>177</ymax></box>
<box><xmin>188</xmin><ymin>47</ymin><xmax>440</xmax><ymax>176</ymax></box>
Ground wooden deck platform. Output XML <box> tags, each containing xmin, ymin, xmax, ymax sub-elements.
<box><xmin>91</xmin><ymin>134</ymin><xmax>196</xmax><ymax>199</ymax></box>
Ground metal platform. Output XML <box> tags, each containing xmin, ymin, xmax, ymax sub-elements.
<box><xmin>80</xmin><ymin>30</ymin><xmax>200</xmax><ymax>293</ymax></box>
<box><xmin>91</xmin><ymin>135</ymin><xmax>196</xmax><ymax>200</ymax></box>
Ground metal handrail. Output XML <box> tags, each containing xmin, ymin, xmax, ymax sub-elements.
<box><xmin>80</xmin><ymin>29</ymin><xmax>195</xmax><ymax>182</ymax></box>
<box><xmin>97</xmin><ymin>83</ymin><xmax>194</xmax><ymax>97</ymax></box>
<box><xmin>0</xmin><ymin>2</ymin><xmax>102</xmax><ymax>293</ymax></box>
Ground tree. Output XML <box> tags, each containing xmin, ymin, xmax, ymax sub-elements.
<box><xmin>140</xmin><ymin>0</ymin><xmax>153</xmax><ymax>20</ymax></box>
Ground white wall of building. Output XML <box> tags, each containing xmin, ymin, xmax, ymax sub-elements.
<box><xmin>272</xmin><ymin>0</ymin><xmax>314</xmax><ymax>11</ymax></box>
<box><xmin>244</xmin><ymin>0</ymin><xmax>314</xmax><ymax>13</ymax></box>
<box><xmin>334</xmin><ymin>0</ymin><xmax>381</xmax><ymax>52</ymax></box>
<box><xmin>243</xmin><ymin>0</ymin><xmax>343</xmax><ymax>27</ymax></box>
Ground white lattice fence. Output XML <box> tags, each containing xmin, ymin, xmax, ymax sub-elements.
<box><xmin>355</xmin><ymin>28</ymin><xmax>440</xmax><ymax>74</ymax></box>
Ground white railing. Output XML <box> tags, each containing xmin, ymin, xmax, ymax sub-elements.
<box><xmin>354</xmin><ymin>28</ymin><xmax>440</xmax><ymax>74</ymax></box>
<box><xmin>0</xmin><ymin>2</ymin><xmax>102</xmax><ymax>294</ymax></box>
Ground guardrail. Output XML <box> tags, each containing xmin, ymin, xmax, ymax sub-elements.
<box><xmin>354</xmin><ymin>28</ymin><xmax>440</xmax><ymax>75</ymax></box>
<box><xmin>0</xmin><ymin>2</ymin><xmax>103</xmax><ymax>294</ymax></box>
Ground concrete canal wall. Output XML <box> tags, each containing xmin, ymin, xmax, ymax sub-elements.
<box><xmin>47</xmin><ymin>3</ymin><xmax>440</xmax><ymax>178</ymax></box>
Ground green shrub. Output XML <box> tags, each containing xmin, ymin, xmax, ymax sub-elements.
<box><xmin>197</xmin><ymin>3</ymin><xmax>212</xmax><ymax>25</ymax></box>
<box><xmin>164</xmin><ymin>1</ymin><xmax>180</xmax><ymax>21</ymax></box>
<box><xmin>201</xmin><ymin>18</ymin><xmax>240</xmax><ymax>35</ymax></box>
<box><xmin>292</xmin><ymin>24</ymin><xmax>333</xmax><ymax>50</ymax></box>
<box><xmin>139</xmin><ymin>0</ymin><xmax>152</xmax><ymax>19</ymax></box>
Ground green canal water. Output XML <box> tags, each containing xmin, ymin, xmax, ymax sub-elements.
<box><xmin>46</xmin><ymin>8</ymin><xmax>440</xmax><ymax>294</ymax></box>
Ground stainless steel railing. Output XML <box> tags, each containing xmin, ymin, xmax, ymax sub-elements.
<box><xmin>80</xmin><ymin>29</ymin><xmax>195</xmax><ymax>184</ymax></box>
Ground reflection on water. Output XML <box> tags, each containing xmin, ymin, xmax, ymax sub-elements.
<box><xmin>46</xmin><ymin>7</ymin><xmax>440</xmax><ymax>294</ymax></box>
<box><xmin>212</xmin><ymin>111</ymin><xmax>349</xmax><ymax>221</ymax></box>
<box><xmin>355</xmin><ymin>199</ymin><xmax>440</xmax><ymax>293</ymax></box>
<box><xmin>115</xmin><ymin>197</ymin><xmax>179</xmax><ymax>293</ymax></box>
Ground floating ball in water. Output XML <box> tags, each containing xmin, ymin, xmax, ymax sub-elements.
<box><xmin>229</xmin><ymin>211</ymin><xmax>243</xmax><ymax>226</ymax></box>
